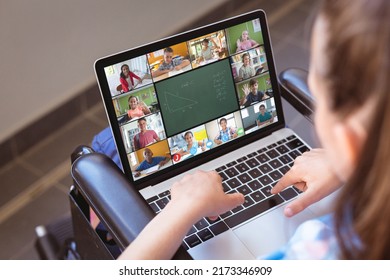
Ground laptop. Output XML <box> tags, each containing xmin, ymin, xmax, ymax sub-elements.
<box><xmin>94</xmin><ymin>10</ymin><xmax>329</xmax><ymax>259</ymax></box>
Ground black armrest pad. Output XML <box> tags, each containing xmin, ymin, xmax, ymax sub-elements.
<box><xmin>71</xmin><ymin>153</ymin><xmax>155</xmax><ymax>250</ymax></box>
<box><xmin>71</xmin><ymin>152</ymin><xmax>192</xmax><ymax>259</ymax></box>
<box><xmin>278</xmin><ymin>68</ymin><xmax>315</xmax><ymax>122</ymax></box>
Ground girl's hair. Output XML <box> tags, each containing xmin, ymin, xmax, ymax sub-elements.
<box><xmin>184</xmin><ymin>131</ymin><xmax>193</xmax><ymax>138</ymax></box>
<box><xmin>120</xmin><ymin>64</ymin><xmax>129</xmax><ymax>79</ymax></box>
<box><xmin>242</xmin><ymin>53</ymin><xmax>250</xmax><ymax>62</ymax></box>
<box><xmin>239</xmin><ymin>30</ymin><xmax>250</xmax><ymax>42</ymax></box>
<box><xmin>319</xmin><ymin>0</ymin><xmax>390</xmax><ymax>259</ymax></box>
<box><xmin>219</xmin><ymin>118</ymin><xmax>227</xmax><ymax>124</ymax></box>
<box><xmin>128</xmin><ymin>95</ymin><xmax>138</xmax><ymax>103</ymax></box>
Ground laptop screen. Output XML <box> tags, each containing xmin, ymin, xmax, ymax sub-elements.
<box><xmin>95</xmin><ymin>10</ymin><xmax>285</xmax><ymax>187</ymax></box>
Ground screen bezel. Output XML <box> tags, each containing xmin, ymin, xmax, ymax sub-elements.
<box><xmin>94</xmin><ymin>9</ymin><xmax>286</xmax><ymax>190</ymax></box>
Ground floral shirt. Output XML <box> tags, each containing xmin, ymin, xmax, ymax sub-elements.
<box><xmin>261</xmin><ymin>214</ymin><xmax>341</xmax><ymax>259</ymax></box>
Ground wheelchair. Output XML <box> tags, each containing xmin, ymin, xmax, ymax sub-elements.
<box><xmin>34</xmin><ymin>68</ymin><xmax>314</xmax><ymax>260</ymax></box>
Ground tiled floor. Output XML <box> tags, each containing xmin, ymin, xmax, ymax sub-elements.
<box><xmin>0</xmin><ymin>0</ymin><xmax>320</xmax><ymax>259</ymax></box>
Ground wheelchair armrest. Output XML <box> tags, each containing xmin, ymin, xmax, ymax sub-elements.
<box><xmin>71</xmin><ymin>150</ymin><xmax>192</xmax><ymax>259</ymax></box>
<box><xmin>278</xmin><ymin>68</ymin><xmax>315</xmax><ymax>123</ymax></box>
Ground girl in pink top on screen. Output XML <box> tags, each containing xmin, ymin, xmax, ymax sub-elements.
<box><xmin>127</xmin><ymin>96</ymin><xmax>151</xmax><ymax>120</ymax></box>
<box><xmin>236</xmin><ymin>30</ymin><xmax>259</xmax><ymax>52</ymax></box>
<box><xmin>120</xmin><ymin>64</ymin><xmax>143</xmax><ymax>92</ymax></box>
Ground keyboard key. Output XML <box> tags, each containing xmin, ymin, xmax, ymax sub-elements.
<box><xmin>158</xmin><ymin>190</ymin><xmax>170</xmax><ymax>198</ymax></box>
<box><xmin>289</xmin><ymin>150</ymin><xmax>301</xmax><ymax>159</ymax></box>
<box><xmin>259</xmin><ymin>163</ymin><xmax>272</xmax><ymax>174</ymax></box>
<box><xmin>248</xmin><ymin>179</ymin><xmax>262</xmax><ymax>191</ymax></box>
<box><xmin>258</xmin><ymin>174</ymin><xmax>272</xmax><ymax>186</ymax></box>
<box><xmin>220</xmin><ymin>210</ymin><xmax>232</xmax><ymax>219</ymax></box>
<box><xmin>209</xmin><ymin>221</ymin><xmax>229</xmax><ymax>236</ymax></box>
<box><xmin>224</xmin><ymin>195</ymin><xmax>284</xmax><ymax>228</ymax></box>
<box><xmin>184</xmin><ymin>234</ymin><xmax>202</xmax><ymax>248</ymax></box>
<box><xmin>219</xmin><ymin>172</ymin><xmax>228</xmax><ymax>181</ymax></box>
<box><xmin>248</xmin><ymin>168</ymin><xmax>262</xmax><ymax>179</ymax></box>
<box><xmin>227</xmin><ymin>178</ymin><xmax>241</xmax><ymax>189</ymax></box>
<box><xmin>236</xmin><ymin>162</ymin><xmax>250</xmax><ymax>172</ymax></box>
<box><xmin>237</xmin><ymin>173</ymin><xmax>252</xmax><ymax>184</ymax></box>
<box><xmin>261</xmin><ymin>186</ymin><xmax>273</xmax><ymax>197</ymax></box>
<box><xmin>243</xmin><ymin>196</ymin><xmax>255</xmax><ymax>208</ymax></box>
<box><xmin>197</xmin><ymin>228</ymin><xmax>214</xmax><ymax>242</ymax></box>
<box><xmin>237</xmin><ymin>156</ymin><xmax>248</xmax><ymax>163</ymax></box>
<box><xmin>149</xmin><ymin>202</ymin><xmax>159</xmax><ymax>213</ymax></box>
<box><xmin>267</xmin><ymin>143</ymin><xmax>277</xmax><ymax>149</ymax></box>
<box><xmin>279</xmin><ymin>165</ymin><xmax>290</xmax><ymax>175</ymax></box>
<box><xmin>225</xmin><ymin>167</ymin><xmax>239</xmax><ymax>178</ymax></box>
<box><xmin>250</xmin><ymin>190</ymin><xmax>266</xmax><ymax>202</ymax></box>
<box><xmin>280</xmin><ymin>187</ymin><xmax>299</xmax><ymax>201</ymax></box>
<box><xmin>146</xmin><ymin>195</ymin><xmax>158</xmax><ymax>203</ymax></box>
<box><xmin>256</xmin><ymin>153</ymin><xmax>270</xmax><ymax>163</ymax></box>
<box><xmin>276</xmin><ymin>145</ymin><xmax>289</xmax><ymax>154</ymax></box>
<box><xmin>231</xmin><ymin>204</ymin><xmax>244</xmax><ymax>213</ymax></box>
<box><xmin>269</xmin><ymin>159</ymin><xmax>283</xmax><ymax>169</ymax></box>
<box><xmin>156</xmin><ymin>197</ymin><xmax>169</xmax><ymax>210</ymax></box>
<box><xmin>237</xmin><ymin>185</ymin><xmax>252</xmax><ymax>195</ymax></box>
<box><xmin>266</xmin><ymin>149</ymin><xmax>280</xmax><ymax>159</ymax></box>
<box><xmin>245</xmin><ymin>158</ymin><xmax>260</xmax><ymax>168</ymax></box>
<box><xmin>227</xmin><ymin>189</ymin><xmax>237</xmax><ymax>194</ymax></box>
<box><xmin>194</xmin><ymin>218</ymin><xmax>209</xmax><ymax>230</ymax></box>
<box><xmin>247</xmin><ymin>151</ymin><xmax>258</xmax><ymax>158</ymax></box>
<box><xmin>279</xmin><ymin>154</ymin><xmax>293</xmax><ymax>164</ymax></box>
<box><xmin>222</xmin><ymin>182</ymin><xmax>231</xmax><ymax>192</ymax></box>
<box><xmin>181</xmin><ymin>242</ymin><xmax>189</xmax><ymax>250</ymax></box>
<box><xmin>286</xmin><ymin>138</ymin><xmax>304</xmax><ymax>149</ymax></box>
<box><xmin>269</xmin><ymin>170</ymin><xmax>283</xmax><ymax>181</ymax></box>
<box><xmin>226</xmin><ymin>161</ymin><xmax>237</xmax><ymax>167</ymax></box>
<box><xmin>286</xmin><ymin>135</ymin><xmax>296</xmax><ymax>140</ymax></box>
<box><xmin>215</xmin><ymin>165</ymin><xmax>226</xmax><ymax>172</ymax></box>
<box><xmin>298</xmin><ymin>145</ymin><xmax>310</xmax><ymax>154</ymax></box>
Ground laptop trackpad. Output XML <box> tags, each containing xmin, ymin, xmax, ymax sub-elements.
<box><xmin>188</xmin><ymin>230</ymin><xmax>255</xmax><ymax>260</ymax></box>
<box><xmin>233</xmin><ymin>206</ymin><xmax>315</xmax><ymax>259</ymax></box>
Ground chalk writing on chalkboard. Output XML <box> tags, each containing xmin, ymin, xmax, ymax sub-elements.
<box><xmin>213</xmin><ymin>70</ymin><xmax>228</xmax><ymax>102</ymax></box>
<box><xmin>162</xmin><ymin>89</ymin><xmax>199</xmax><ymax>113</ymax></box>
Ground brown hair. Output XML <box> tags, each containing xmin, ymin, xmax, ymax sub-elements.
<box><xmin>164</xmin><ymin>47</ymin><xmax>173</xmax><ymax>54</ymax></box>
<box><xmin>249</xmin><ymin>78</ymin><xmax>258</xmax><ymax>87</ymax></box>
<box><xmin>319</xmin><ymin>0</ymin><xmax>390</xmax><ymax>259</ymax></box>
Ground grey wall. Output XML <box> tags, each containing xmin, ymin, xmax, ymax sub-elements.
<box><xmin>0</xmin><ymin>0</ymin><xmax>227</xmax><ymax>143</ymax></box>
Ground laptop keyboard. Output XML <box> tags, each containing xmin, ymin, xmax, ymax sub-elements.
<box><xmin>146</xmin><ymin>134</ymin><xmax>310</xmax><ymax>250</ymax></box>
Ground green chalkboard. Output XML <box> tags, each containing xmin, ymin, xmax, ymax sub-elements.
<box><xmin>155</xmin><ymin>59</ymin><xmax>239</xmax><ymax>136</ymax></box>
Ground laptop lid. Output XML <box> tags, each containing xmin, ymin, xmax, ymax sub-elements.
<box><xmin>94</xmin><ymin>9</ymin><xmax>286</xmax><ymax>190</ymax></box>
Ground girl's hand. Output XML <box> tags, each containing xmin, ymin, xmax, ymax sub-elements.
<box><xmin>272</xmin><ymin>149</ymin><xmax>343</xmax><ymax>217</ymax></box>
<box><xmin>170</xmin><ymin>170</ymin><xmax>244</xmax><ymax>220</ymax></box>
